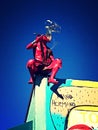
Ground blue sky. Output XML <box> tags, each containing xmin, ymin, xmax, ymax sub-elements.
<box><xmin>0</xmin><ymin>0</ymin><xmax>98</xmax><ymax>129</ymax></box>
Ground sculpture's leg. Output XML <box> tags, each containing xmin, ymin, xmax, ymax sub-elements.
<box><xmin>46</xmin><ymin>58</ymin><xmax>62</xmax><ymax>84</ymax></box>
<box><xmin>26</xmin><ymin>59</ymin><xmax>37</xmax><ymax>84</ymax></box>
<box><xmin>48</xmin><ymin>67</ymin><xmax>59</xmax><ymax>84</ymax></box>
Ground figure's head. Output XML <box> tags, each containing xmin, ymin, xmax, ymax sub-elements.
<box><xmin>45</xmin><ymin>20</ymin><xmax>61</xmax><ymax>36</ymax></box>
<box><xmin>46</xmin><ymin>33</ymin><xmax>52</xmax><ymax>41</ymax></box>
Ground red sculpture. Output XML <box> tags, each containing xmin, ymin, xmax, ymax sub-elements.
<box><xmin>26</xmin><ymin>20</ymin><xmax>62</xmax><ymax>84</ymax></box>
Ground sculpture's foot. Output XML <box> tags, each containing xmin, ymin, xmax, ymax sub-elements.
<box><xmin>28</xmin><ymin>77</ymin><xmax>34</xmax><ymax>84</ymax></box>
<box><xmin>48</xmin><ymin>78</ymin><xmax>58</xmax><ymax>84</ymax></box>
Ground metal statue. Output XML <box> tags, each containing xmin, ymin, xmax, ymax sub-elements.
<box><xmin>26</xmin><ymin>20</ymin><xmax>62</xmax><ymax>84</ymax></box>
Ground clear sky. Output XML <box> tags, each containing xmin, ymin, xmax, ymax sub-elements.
<box><xmin>0</xmin><ymin>0</ymin><xmax>98</xmax><ymax>129</ymax></box>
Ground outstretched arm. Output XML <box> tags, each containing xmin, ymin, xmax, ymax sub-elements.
<box><xmin>26</xmin><ymin>35</ymin><xmax>43</xmax><ymax>49</ymax></box>
<box><xmin>26</xmin><ymin>40</ymin><xmax>37</xmax><ymax>49</ymax></box>
<box><xmin>26</xmin><ymin>34</ymin><xmax>52</xmax><ymax>49</ymax></box>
